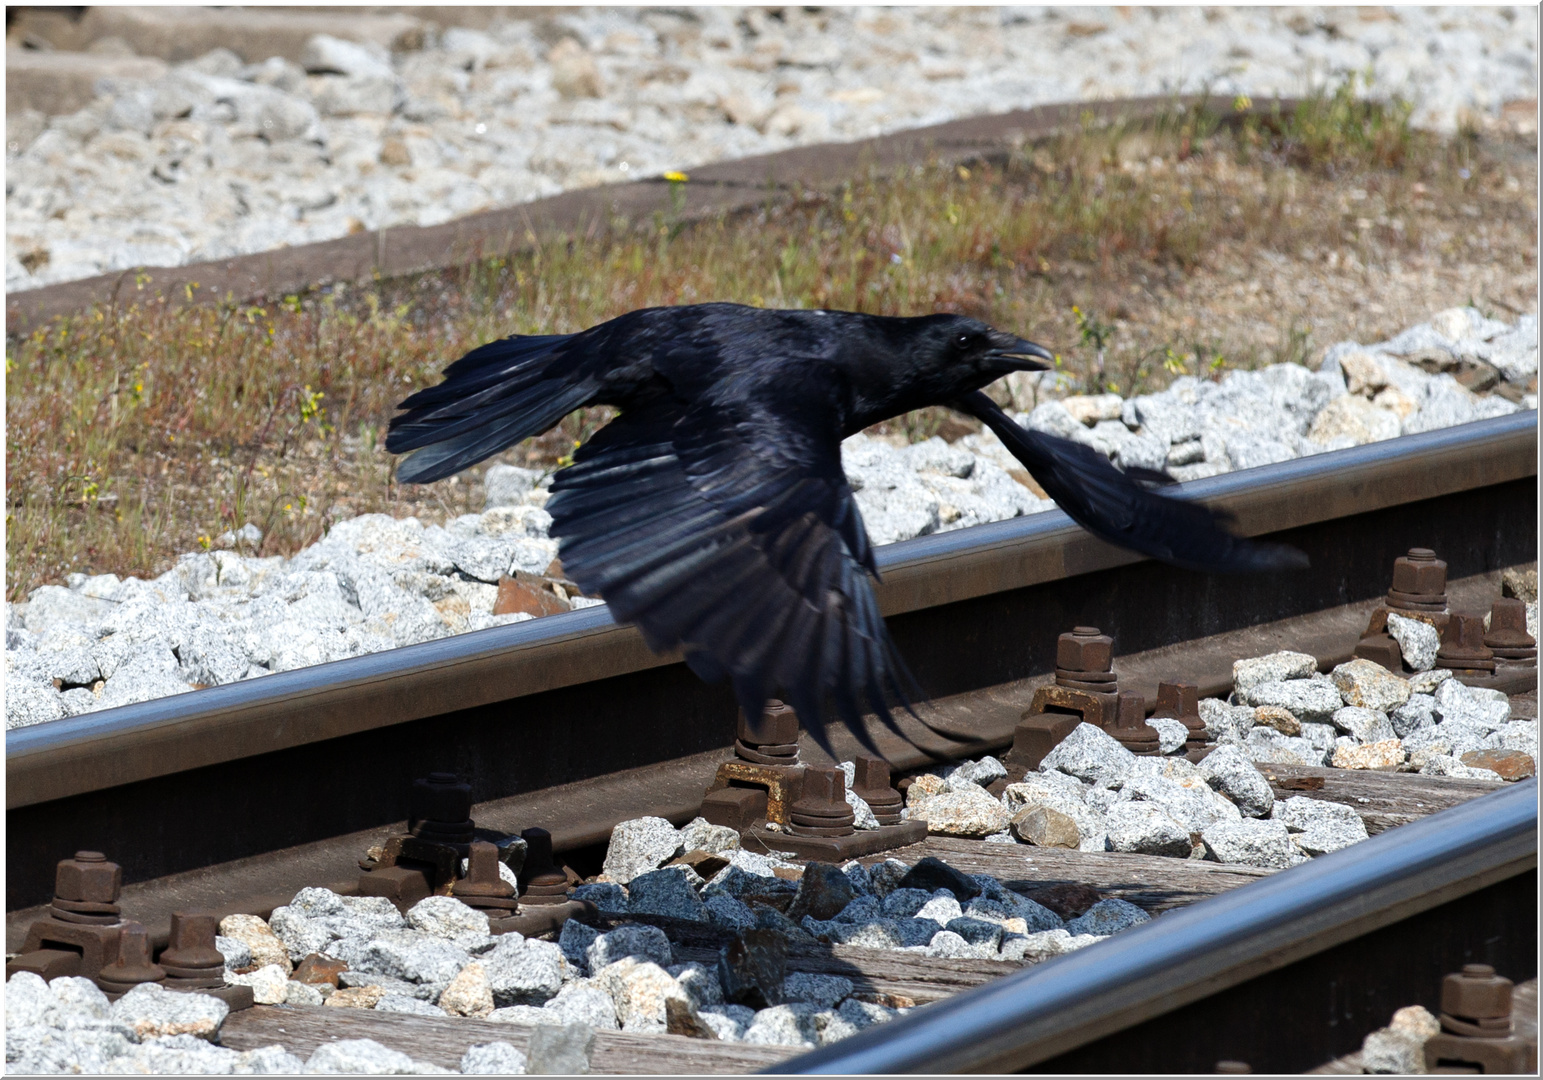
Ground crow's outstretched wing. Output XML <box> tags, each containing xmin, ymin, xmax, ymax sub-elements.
<box><xmin>957</xmin><ymin>391</ymin><xmax>1308</xmax><ymax>573</ymax></box>
<box><xmin>548</xmin><ymin>395</ymin><xmax>913</xmax><ymax>755</ymax></box>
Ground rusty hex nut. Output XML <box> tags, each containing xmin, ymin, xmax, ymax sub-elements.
<box><xmin>1391</xmin><ymin>548</ymin><xmax>1447</xmax><ymax>596</ymax></box>
<box><xmin>410</xmin><ymin>773</ymin><xmax>472</xmax><ymax>825</ymax></box>
<box><xmin>1056</xmin><ymin>627</ymin><xmax>1114</xmax><ymax>674</ymax></box>
<box><xmin>55</xmin><ymin>851</ymin><xmax>121</xmax><ymax>905</ymax></box>
<box><xmin>1441</xmin><ymin>964</ymin><xmax>1513</xmax><ymax>1020</ymax></box>
<box><xmin>740</xmin><ymin>700</ymin><xmax>800</xmax><ymax>747</ymax></box>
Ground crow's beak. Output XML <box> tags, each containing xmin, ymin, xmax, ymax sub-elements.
<box><xmin>984</xmin><ymin>335</ymin><xmax>1054</xmax><ymax>373</ymax></box>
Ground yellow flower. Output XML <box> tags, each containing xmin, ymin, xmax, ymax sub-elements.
<box><xmin>1234</xmin><ymin>94</ymin><xmax>1253</xmax><ymax>112</ymax></box>
<box><xmin>663</xmin><ymin>170</ymin><xmax>689</xmax><ymax>183</ymax></box>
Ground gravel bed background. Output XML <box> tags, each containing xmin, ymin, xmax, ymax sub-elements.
<box><xmin>5</xmin><ymin>304</ymin><xmax>1535</xmax><ymax>729</ymax></box>
<box><xmin>7</xmin><ymin>6</ymin><xmax>1538</xmax><ymax>291</ymax></box>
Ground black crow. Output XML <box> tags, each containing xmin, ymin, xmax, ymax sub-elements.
<box><xmin>387</xmin><ymin>303</ymin><xmax>1304</xmax><ymax>752</ymax></box>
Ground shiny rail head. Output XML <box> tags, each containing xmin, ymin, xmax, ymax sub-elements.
<box><xmin>767</xmin><ymin>778</ymin><xmax>1538</xmax><ymax>1075</ymax></box>
<box><xmin>7</xmin><ymin>411</ymin><xmax>1536</xmax><ymax>812</ymax></box>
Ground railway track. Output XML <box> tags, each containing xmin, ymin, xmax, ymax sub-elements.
<box><xmin>6</xmin><ymin>410</ymin><xmax>1538</xmax><ymax>1073</ymax></box>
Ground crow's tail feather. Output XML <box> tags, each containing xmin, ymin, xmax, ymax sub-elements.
<box><xmin>387</xmin><ymin>333</ymin><xmax>591</xmax><ymax>484</ymax></box>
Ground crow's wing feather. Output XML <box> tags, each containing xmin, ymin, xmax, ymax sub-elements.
<box><xmin>957</xmin><ymin>391</ymin><xmax>1308</xmax><ymax>573</ymax></box>
<box><xmin>548</xmin><ymin>398</ymin><xmax>906</xmax><ymax>753</ymax></box>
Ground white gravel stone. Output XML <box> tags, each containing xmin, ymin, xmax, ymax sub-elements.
<box><xmin>1103</xmin><ymin>801</ymin><xmax>1191</xmax><ymax>858</ymax></box>
<box><xmin>224</xmin><ymin>963</ymin><xmax>289</xmax><ymax>1005</ymax></box>
<box><xmin>677</xmin><ymin>817</ymin><xmax>741</xmax><ymax>857</ymax></box>
<box><xmin>543</xmin><ymin>981</ymin><xmax>620</xmax><ymax>1030</ymax></box>
<box><xmin>1135</xmin><ymin>770</ymin><xmax>1242</xmax><ymax>824</ymax></box>
<box><xmin>1198</xmin><ymin>745</ymin><xmax>1275</xmax><ymax>818</ymax></box>
<box><xmin>374</xmin><ymin>992</ymin><xmax>448</xmax><ymax>1016</ymax></box>
<box><xmin>1390</xmin><ymin>694</ymin><xmax>1438</xmax><ymax>738</ymax></box>
<box><xmin>304</xmin><ymin>1038</ymin><xmax>427</xmax><ymax>1074</ymax></box>
<box><xmin>911</xmin><ymin>783</ymin><xmax>1011</xmax><ymax>838</ymax></box>
<box><xmin>914</xmin><ymin>892</ymin><xmax>964</xmax><ymax>926</ymax></box>
<box><xmin>1332</xmin><ymin>706</ymin><xmax>1398</xmax><ymax>745</ymax></box>
<box><xmin>1064</xmin><ymin>898</ymin><xmax>1150</xmax><ymax>936</ymax></box>
<box><xmin>1243</xmin><ymin>678</ymin><xmax>1344</xmax><ymax>722</ymax></box>
<box><xmin>1272</xmin><ymin>796</ymin><xmax>1370</xmax><ymax>855</ymax></box>
<box><xmin>1040</xmin><ymin>722</ymin><xmax>1137</xmax><ymax>788</ymax></box>
<box><xmin>1199</xmin><ymin>698</ymin><xmax>1256</xmax><ymax>744</ymax></box>
<box><xmin>743</xmin><ymin>1003</ymin><xmax>822</xmax><ymax>1048</ymax></box>
<box><xmin>601</xmin><ymin>817</ymin><xmax>683</xmax><ymax>884</ymax></box>
<box><xmin>1385</xmin><ymin>613</ymin><xmax>1441</xmax><ymax>671</ymax></box>
<box><xmin>627</xmin><ymin>866</ymin><xmax>708</xmax><ymax>922</ymax></box>
<box><xmin>1331</xmin><ymin>659</ymin><xmax>1413</xmax><ymax>712</ymax></box>
<box><xmin>109</xmin><ymin>981</ymin><xmax>229</xmax><ymax>1041</ymax></box>
<box><xmin>586</xmin><ymin>924</ymin><xmax>673</xmax><ymax>974</ymax></box>
<box><xmin>482</xmin><ymin>936</ymin><xmax>567</xmax><ymax>1008</ymax></box>
<box><xmin>1417</xmin><ymin>754</ymin><xmax>1503</xmax><ymax>781</ymax></box>
<box><xmin>593</xmin><ymin>958</ymin><xmax>692</xmax><ymax>1034</ymax></box>
<box><xmin>1146</xmin><ymin>717</ymin><xmax>1190</xmax><ymax>754</ymax></box>
<box><xmin>461</xmin><ymin>1041</ymin><xmax>528</xmax><ymax>1075</ymax></box>
<box><xmin>699</xmin><ymin>1003</ymin><xmax>755</xmax><ymax>1042</ymax></box>
<box><xmin>1433</xmin><ymin>679</ymin><xmax>1511</xmax><ymax>729</ymax></box>
<box><xmin>781</xmin><ymin>972</ymin><xmax>854</xmax><ymax>1009</ymax></box>
<box><xmin>1232</xmin><ymin>651</ymin><xmax>1318</xmax><ymax>695</ymax></box>
<box><xmin>1407</xmin><ymin>668</ymin><xmax>1456</xmax><ymax>695</ymax></box>
<box><xmin>950</xmin><ymin>755</ymin><xmax>1008</xmax><ymax>786</ymax></box>
<box><xmin>406</xmin><ymin>895</ymin><xmax>491</xmax><ymax>946</ymax></box>
<box><xmin>999</xmin><ymin>928</ymin><xmax>1103</xmax><ymax>962</ymax></box>
<box><xmin>1243</xmin><ymin>726</ymin><xmax>1326</xmax><ymax>767</ymax></box>
<box><xmin>525</xmin><ymin>1022</ymin><xmax>597</xmax><ymax>1074</ymax></box>
<box><xmin>1201</xmin><ymin>819</ymin><xmax>1304</xmax><ymax>869</ymax></box>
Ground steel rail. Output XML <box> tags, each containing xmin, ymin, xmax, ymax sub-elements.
<box><xmin>7</xmin><ymin>412</ymin><xmax>1536</xmax><ymax>812</ymax></box>
<box><xmin>770</xmin><ymin>777</ymin><xmax>1540</xmax><ymax>1075</ymax></box>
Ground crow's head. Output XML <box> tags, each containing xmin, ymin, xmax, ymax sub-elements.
<box><xmin>900</xmin><ymin>313</ymin><xmax>1054</xmax><ymax>392</ymax></box>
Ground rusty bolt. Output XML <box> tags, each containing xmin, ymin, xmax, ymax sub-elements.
<box><xmin>1441</xmin><ymin>964</ymin><xmax>1513</xmax><ymax>1021</ymax></box>
<box><xmin>410</xmin><ymin>773</ymin><xmax>472</xmax><ymax>826</ymax></box>
<box><xmin>1485</xmin><ymin>597</ymin><xmax>1537</xmax><ymax>651</ymax></box>
<box><xmin>1113</xmin><ymin>691</ymin><xmax>1146</xmax><ymax>731</ymax></box>
<box><xmin>96</xmin><ymin>921</ymin><xmax>165</xmax><ymax>991</ymax></box>
<box><xmin>740</xmin><ymin>700</ymin><xmax>800</xmax><ymax>747</ymax></box>
<box><xmin>851</xmin><ymin>756</ymin><xmax>902</xmax><ymax>823</ymax></box>
<box><xmin>55</xmin><ymin>851</ymin><xmax>121</xmax><ymax>906</ymax></box>
<box><xmin>159</xmin><ymin>912</ymin><xmax>224</xmax><ymax>973</ymax></box>
<box><xmin>457</xmin><ymin>841</ymin><xmax>517</xmax><ymax>902</ymax></box>
<box><xmin>789</xmin><ymin>765</ymin><xmax>856</xmax><ymax>834</ymax></box>
<box><xmin>1391</xmin><ymin>548</ymin><xmax>1447</xmax><ymax>596</ymax></box>
<box><xmin>1057</xmin><ymin>627</ymin><xmax>1114</xmax><ymax>674</ymax></box>
<box><xmin>517</xmin><ymin>827</ymin><xmax>569</xmax><ymax>901</ymax></box>
<box><xmin>1152</xmin><ymin>681</ymin><xmax>1200</xmax><ymax>721</ymax></box>
<box><xmin>1438</xmin><ymin>613</ymin><xmax>1495</xmax><ymax>664</ymax></box>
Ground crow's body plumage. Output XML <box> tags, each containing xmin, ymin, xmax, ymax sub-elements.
<box><xmin>387</xmin><ymin>303</ymin><xmax>1304</xmax><ymax>751</ymax></box>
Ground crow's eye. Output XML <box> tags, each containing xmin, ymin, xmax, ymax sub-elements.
<box><xmin>954</xmin><ymin>333</ymin><xmax>974</xmax><ymax>351</ymax></box>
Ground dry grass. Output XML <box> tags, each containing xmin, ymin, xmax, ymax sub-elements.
<box><xmin>6</xmin><ymin>84</ymin><xmax>1537</xmax><ymax>601</ymax></box>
